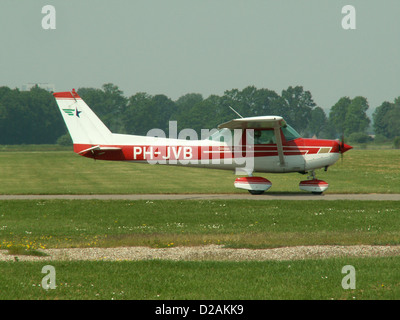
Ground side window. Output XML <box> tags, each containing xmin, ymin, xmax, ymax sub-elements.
<box><xmin>254</xmin><ymin>130</ymin><xmax>276</xmax><ymax>145</ymax></box>
<box><xmin>208</xmin><ymin>128</ymin><xmax>232</xmax><ymax>142</ymax></box>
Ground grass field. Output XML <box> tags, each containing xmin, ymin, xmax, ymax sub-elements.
<box><xmin>1</xmin><ymin>200</ymin><xmax>399</xmax><ymax>250</ymax></box>
<box><xmin>0</xmin><ymin>149</ymin><xmax>399</xmax><ymax>194</ymax></box>
<box><xmin>0</xmin><ymin>147</ymin><xmax>399</xmax><ymax>300</ymax></box>
<box><xmin>1</xmin><ymin>257</ymin><xmax>400</xmax><ymax>300</ymax></box>
<box><xmin>0</xmin><ymin>198</ymin><xmax>399</xmax><ymax>299</ymax></box>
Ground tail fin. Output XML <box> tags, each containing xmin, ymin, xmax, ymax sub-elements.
<box><xmin>53</xmin><ymin>89</ymin><xmax>112</xmax><ymax>145</ymax></box>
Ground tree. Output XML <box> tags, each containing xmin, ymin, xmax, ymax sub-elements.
<box><xmin>328</xmin><ymin>96</ymin><xmax>370</xmax><ymax>137</ymax></box>
<box><xmin>173</xmin><ymin>93</ymin><xmax>204</xmax><ymax>132</ymax></box>
<box><xmin>0</xmin><ymin>85</ymin><xmax>66</xmax><ymax>144</ymax></box>
<box><xmin>122</xmin><ymin>92</ymin><xmax>152</xmax><ymax>135</ymax></box>
<box><xmin>280</xmin><ymin>86</ymin><xmax>316</xmax><ymax>135</ymax></box>
<box><xmin>122</xmin><ymin>93</ymin><xmax>176</xmax><ymax>136</ymax></box>
<box><xmin>222</xmin><ymin>86</ymin><xmax>281</xmax><ymax>118</ymax></box>
<box><xmin>0</xmin><ymin>102</ymin><xmax>8</xmax><ymax>143</ymax></box>
<box><xmin>306</xmin><ymin>106</ymin><xmax>327</xmax><ymax>137</ymax></box>
<box><xmin>26</xmin><ymin>85</ymin><xmax>65</xmax><ymax>143</ymax></box>
<box><xmin>373</xmin><ymin>97</ymin><xmax>400</xmax><ymax>139</ymax></box>
<box><xmin>373</xmin><ymin>101</ymin><xmax>394</xmax><ymax>138</ymax></box>
<box><xmin>348</xmin><ymin>132</ymin><xmax>372</xmax><ymax>144</ymax></box>
<box><xmin>0</xmin><ymin>87</ymin><xmax>26</xmax><ymax>144</ymax></box>
<box><xmin>78</xmin><ymin>83</ymin><xmax>128</xmax><ymax>133</ymax></box>
<box><xmin>328</xmin><ymin>97</ymin><xmax>351</xmax><ymax>137</ymax></box>
<box><xmin>222</xmin><ymin>87</ymin><xmax>253</xmax><ymax>118</ymax></box>
<box><xmin>394</xmin><ymin>137</ymin><xmax>400</xmax><ymax>149</ymax></box>
<box><xmin>386</xmin><ymin>101</ymin><xmax>400</xmax><ymax>139</ymax></box>
<box><xmin>343</xmin><ymin>96</ymin><xmax>370</xmax><ymax>136</ymax></box>
<box><xmin>176</xmin><ymin>95</ymin><xmax>223</xmax><ymax>135</ymax></box>
<box><xmin>57</xmin><ymin>133</ymin><xmax>72</xmax><ymax>146</ymax></box>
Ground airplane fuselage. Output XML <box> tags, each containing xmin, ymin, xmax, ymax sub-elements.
<box><xmin>73</xmin><ymin>135</ymin><xmax>343</xmax><ymax>174</ymax></box>
<box><xmin>54</xmin><ymin>89</ymin><xmax>352</xmax><ymax>194</ymax></box>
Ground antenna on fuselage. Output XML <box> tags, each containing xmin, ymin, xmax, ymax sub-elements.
<box><xmin>229</xmin><ymin>106</ymin><xmax>244</xmax><ymax>118</ymax></box>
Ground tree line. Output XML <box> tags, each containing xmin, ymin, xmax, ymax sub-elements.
<box><xmin>0</xmin><ymin>83</ymin><xmax>399</xmax><ymax>146</ymax></box>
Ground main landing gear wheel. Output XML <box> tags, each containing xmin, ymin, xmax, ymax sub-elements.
<box><xmin>299</xmin><ymin>170</ymin><xmax>329</xmax><ymax>194</ymax></box>
<box><xmin>234</xmin><ymin>177</ymin><xmax>272</xmax><ymax>195</ymax></box>
<box><xmin>248</xmin><ymin>190</ymin><xmax>265</xmax><ymax>195</ymax></box>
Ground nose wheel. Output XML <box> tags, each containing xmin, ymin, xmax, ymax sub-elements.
<box><xmin>299</xmin><ymin>170</ymin><xmax>329</xmax><ymax>194</ymax></box>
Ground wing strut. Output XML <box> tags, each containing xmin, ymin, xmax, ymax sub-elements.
<box><xmin>273</xmin><ymin>125</ymin><xmax>285</xmax><ymax>166</ymax></box>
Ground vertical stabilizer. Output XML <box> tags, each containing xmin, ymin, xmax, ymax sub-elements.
<box><xmin>53</xmin><ymin>89</ymin><xmax>112</xmax><ymax>145</ymax></box>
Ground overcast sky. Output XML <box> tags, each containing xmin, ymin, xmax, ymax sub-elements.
<box><xmin>1</xmin><ymin>0</ymin><xmax>399</xmax><ymax>113</ymax></box>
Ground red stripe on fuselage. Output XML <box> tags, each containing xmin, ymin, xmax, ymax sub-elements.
<box><xmin>73</xmin><ymin>138</ymin><xmax>338</xmax><ymax>162</ymax></box>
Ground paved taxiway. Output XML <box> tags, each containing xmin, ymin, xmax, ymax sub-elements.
<box><xmin>0</xmin><ymin>194</ymin><xmax>399</xmax><ymax>201</ymax></box>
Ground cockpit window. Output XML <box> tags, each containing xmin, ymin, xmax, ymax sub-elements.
<box><xmin>281</xmin><ymin>124</ymin><xmax>301</xmax><ymax>141</ymax></box>
<box><xmin>248</xmin><ymin>124</ymin><xmax>301</xmax><ymax>145</ymax></box>
<box><xmin>208</xmin><ymin>124</ymin><xmax>301</xmax><ymax>145</ymax></box>
<box><xmin>253</xmin><ymin>130</ymin><xmax>276</xmax><ymax>144</ymax></box>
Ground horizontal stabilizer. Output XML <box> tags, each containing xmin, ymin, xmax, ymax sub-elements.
<box><xmin>78</xmin><ymin>145</ymin><xmax>124</xmax><ymax>161</ymax></box>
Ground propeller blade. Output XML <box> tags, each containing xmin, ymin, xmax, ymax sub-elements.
<box><xmin>341</xmin><ymin>134</ymin><xmax>344</xmax><ymax>162</ymax></box>
<box><xmin>338</xmin><ymin>135</ymin><xmax>352</xmax><ymax>162</ymax></box>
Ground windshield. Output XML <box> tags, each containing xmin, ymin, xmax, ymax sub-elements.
<box><xmin>282</xmin><ymin>124</ymin><xmax>301</xmax><ymax>141</ymax></box>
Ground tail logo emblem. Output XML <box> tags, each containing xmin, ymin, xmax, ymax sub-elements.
<box><xmin>63</xmin><ymin>108</ymin><xmax>82</xmax><ymax>117</ymax></box>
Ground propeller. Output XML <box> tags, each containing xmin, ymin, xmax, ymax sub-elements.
<box><xmin>339</xmin><ymin>134</ymin><xmax>345</xmax><ymax>162</ymax></box>
<box><xmin>337</xmin><ymin>134</ymin><xmax>352</xmax><ymax>162</ymax></box>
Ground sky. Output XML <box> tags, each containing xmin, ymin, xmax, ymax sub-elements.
<box><xmin>1</xmin><ymin>0</ymin><xmax>399</xmax><ymax>114</ymax></box>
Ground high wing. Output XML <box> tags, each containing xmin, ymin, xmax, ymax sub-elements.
<box><xmin>217</xmin><ymin>116</ymin><xmax>285</xmax><ymax>130</ymax></box>
<box><xmin>218</xmin><ymin>116</ymin><xmax>286</xmax><ymax>166</ymax></box>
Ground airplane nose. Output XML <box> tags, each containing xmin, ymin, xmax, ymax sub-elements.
<box><xmin>341</xmin><ymin>143</ymin><xmax>352</xmax><ymax>153</ymax></box>
<box><xmin>335</xmin><ymin>139</ymin><xmax>352</xmax><ymax>154</ymax></box>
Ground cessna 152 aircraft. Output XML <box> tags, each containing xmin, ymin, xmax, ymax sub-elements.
<box><xmin>54</xmin><ymin>89</ymin><xmax>352</xmax><ymax>195</ymax></box>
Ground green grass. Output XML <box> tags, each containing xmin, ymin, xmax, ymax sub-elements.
<box><xmin>5</xmin><ymin>246</ymin><xmax>48</xmax><ymax>257</ymax></box>
<box><xmin>0</xmin><ymin>149</ymin><xmax>399</xmax><ymax>194</ymax></box>
<box><xmin>1</xmin><ymin>257</ymin><xmax>400</xmax><ymax>299</ymax></box>
<box><xmin>0</xmin><ymin>147</ymin><xmax>399</xmax><ymax>300</ymax></box>
<box><xmin>1</xmin><ymin>200</ymin><xmax>399</xmax><ymax>250</ymax></box>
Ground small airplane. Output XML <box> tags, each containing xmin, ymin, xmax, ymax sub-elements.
<box><xmin>53</xmin><ymin>89</ymin><xmax>352</xmax><ymax>195</ymax></box>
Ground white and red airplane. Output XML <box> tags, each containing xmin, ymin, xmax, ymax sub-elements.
<box><xmin>54</xmin><ymin>89</ymin><xmax>352</xmax><ymax>195</ymax></box>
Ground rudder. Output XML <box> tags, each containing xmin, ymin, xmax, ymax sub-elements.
<box><xmin>53</xmin><ymin>89</ymin><xmax>112</xmax><ymax>145</ymax></box>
